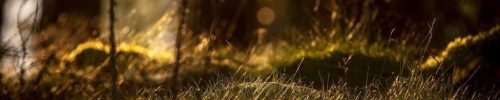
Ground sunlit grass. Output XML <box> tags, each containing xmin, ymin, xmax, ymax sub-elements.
<box><xmin>130</xmin><ymin>70</ymin><xmax>479</xmax><ymax>99</ymax></box>
<box><xmin>1</xmin><ymin>0</ymin><xmax>498</xmax><ymax>99</ymax></box>
<box><xmin>421</xmin><ymin>25</ymin><xmax>500</xmax><ymax>84</ymax></box>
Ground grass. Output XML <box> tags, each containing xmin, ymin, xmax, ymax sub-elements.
<box><xmin>128</xmin><ymin>70</ymin><xmax>483</xmax><ymax>99</ymax></box>
<box><xmin>2</xmin><ymin>1</ymin><xmax>499</xmax><ymax>99</ymax></box>
<box><xmin>3</xmin><ymin>21</ymin><xmax>499</xmax><ymax>100</ymax></box>
<box><xmin>3</xmin><ymin>24</ymin><xmax>499</xmax><ymax>100</ymax></box>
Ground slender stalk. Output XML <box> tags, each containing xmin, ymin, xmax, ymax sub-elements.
<box><xmin>171</xmin><ymin>0</ymin><xmax>187</xmax><ymax>98</ymax></box>
<box><xmin>16</xmin><ymin>0</ymin><xmax>29</xmax><ymax>92</ymax></box>
<box><xmin>108</xmin><ymin>0</ymin><xmax>120</xmax><ymax>99</ymax></box>
<box><xmin>420</xmin><ymin>18</ymin><xmax>436</xmax><ymax>62</ymax></box>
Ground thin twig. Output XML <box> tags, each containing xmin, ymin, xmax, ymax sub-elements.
<box><xmin>171</xmin><ymin>0</ymin><xmax>187</xmax><ymax>99</ymax></box>
<box><xmin>420</xmin><ymin>18</ymin><xmax>436</xmax><ymax>62</ymax></box>
<box><xmin>291</xmin><ymin>57</ymin><xmax>305</xmax><ymax>80</ymax></box>
<box><xmin>108</xmin><ymin>0</ymin><xmax>120</xmax><ymax>99</ymax></box>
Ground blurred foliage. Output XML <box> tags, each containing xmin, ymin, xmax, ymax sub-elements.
<box><xmin>0</xmin><ymin>0</ymin><xmax>500</xmax><ymax>99</ymax></box>
<box><xmin>421</xmin><ymin>26</ymin><xmax>500</xmax><ymax>91</ymax></box>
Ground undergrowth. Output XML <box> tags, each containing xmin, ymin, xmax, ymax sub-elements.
<box><xmin>134</xmin><ymin>70</ymin><xmax>494</xmax><ymax>100</ymax></box>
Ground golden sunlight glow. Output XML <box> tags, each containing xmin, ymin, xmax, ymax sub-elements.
<box><xmin>420</xmin><ymin>26</ymin><xmax>500</xmax><ymax>70</ymax></box>
<box><xmin>124</xmin><ymin>9</ymin><xmax>177</xmax><ymax>52</ymax></box>
<box><xmin>63</xmin><ymin>40</ymin><xmax>174</xmax><ymax>64</ymax></box>
<box><xmin>420</xmin><ymin>26</ymin><xmax>500</xmax><ymax>83</ymax></box>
